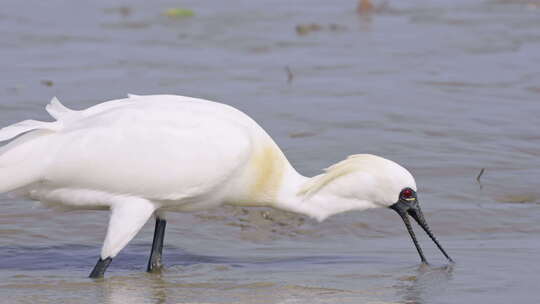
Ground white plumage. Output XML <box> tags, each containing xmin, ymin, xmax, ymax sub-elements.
<box><xmin>0</xmin><ymin>94</ymin><xmax>423</xmax><ymax>275</ymax></box>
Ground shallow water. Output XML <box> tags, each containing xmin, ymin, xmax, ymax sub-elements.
<box><xmin>1</xmin><ymin>0</ymin><xmax>540</xmax><ymax>303</ymax></box>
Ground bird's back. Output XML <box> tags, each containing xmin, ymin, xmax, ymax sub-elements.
<box><xmin>0</xmin><ymin>95</ymin><xmax>292</xmax><ymax>210</ymax></box>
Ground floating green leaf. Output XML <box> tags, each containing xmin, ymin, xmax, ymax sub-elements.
<box><xmin>164</xmin><ymin>8</ymin><xmax>194</xmax><ymax>19</ymax></box>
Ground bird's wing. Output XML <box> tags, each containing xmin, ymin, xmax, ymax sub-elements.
<box><xmin>41</xmin><ymin>99</ymin><xmax>253</xmax><ymax>202</ymax></box>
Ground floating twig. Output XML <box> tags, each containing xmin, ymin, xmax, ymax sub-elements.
<box><xmin>476</xmin><ymin>168</ymin><xmax>485</xmax><ymax>189</ymax></box>
<box><xmin>285</xmin><ymin>66</ymin><xmax>294</xmax><ymax>84</ymax></box>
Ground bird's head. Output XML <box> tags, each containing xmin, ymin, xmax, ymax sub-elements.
<box><xmin>299</xmin><ymin>154</ymin><xmax>453</xmax><ymax>264</ymax></box>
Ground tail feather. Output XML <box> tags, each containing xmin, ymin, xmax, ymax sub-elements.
<box><xmin>0</xmin><ymin>97</ymin><xmax>71</xmax><ymax>192</ymax></box>
<box><xmin>0</xmin><ymin>95</ymin><xmax>132</xmax><ymax>193</ymax></box>
<box><xmin>0</xmin><ymin>97</ymin><xmax>70</xmax><ymax>143</ymax></box>
<box><xmin>0</xmin><ymin>120</ymin><xmax>60</xmax><ymax>142</ymax></box>
<box><xmin>45</xmin><ymin>97</ymin><xmax>73</xmax><ymax>120</ymax></box>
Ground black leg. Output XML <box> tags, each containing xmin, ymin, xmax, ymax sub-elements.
<box><xmin>147</xmin><ymin>217</ymin><xmax>167</xmax><ymax>272</ymax></box>
<box><xmin>89</xmin><ymin>257</ymin><xmax>112</xmax><ymax>278</ymax></box>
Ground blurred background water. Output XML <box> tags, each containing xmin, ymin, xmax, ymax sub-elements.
<box><xmin>0</xmin><ymin>0</ymin><xmax>539</xmax><ymax>303</ymax></box>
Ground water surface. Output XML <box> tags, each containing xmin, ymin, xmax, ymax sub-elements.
<box><xmin>1</xmin><ymin>0</ymin><xmax>539</xmax><ymax>303</ymax></box>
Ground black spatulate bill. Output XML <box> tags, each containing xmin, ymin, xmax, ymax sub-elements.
<box><xmin>390</xmin><ymin>188</ymin><xmax>453</xmax><ymax>264</ymax></box>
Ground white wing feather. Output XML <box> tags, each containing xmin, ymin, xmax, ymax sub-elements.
<box><xmin>26</xmin><ymin>95</ymin><xmax>252</xmax><ymax>203</ymax></box>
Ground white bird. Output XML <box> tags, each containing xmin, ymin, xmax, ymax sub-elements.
<box><xmin>0</xmin><ymin>94</ymin><xmax>452</xmax><ymax>278</ymax></box>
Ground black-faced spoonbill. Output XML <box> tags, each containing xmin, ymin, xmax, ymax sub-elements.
<box><xmin>0</xmin><ymin>94</ymin><xmax>453</xmax><ymax>278</ymax></box>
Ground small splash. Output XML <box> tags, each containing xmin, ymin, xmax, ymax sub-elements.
<box><xmin>395</xmin><ymin>263</ymin><xmax>454</xmax><ymax>303</ymax></box>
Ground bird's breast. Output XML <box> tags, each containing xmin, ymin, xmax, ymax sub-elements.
<box><xmin>227</xmin><ymin>143</ymin><xmax>288</xmax><ymax>207</ymax></box>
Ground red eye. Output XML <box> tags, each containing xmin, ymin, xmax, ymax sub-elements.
<box><xmin>401</xmin><ymin>188</ymin><xmax>414</xmax><ymax>199</ymax></box>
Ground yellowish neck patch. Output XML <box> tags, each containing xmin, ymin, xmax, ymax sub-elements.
<box><xmin>247</xmin><ymin>145</ymin><xmax>286</xmax><ymax>203</ymax></box>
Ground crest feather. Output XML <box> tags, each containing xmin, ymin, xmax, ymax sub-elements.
<box><xmin>298</xmin><ymin>154</ymin><xmax>377</xmax><ymax>197</ymax></box>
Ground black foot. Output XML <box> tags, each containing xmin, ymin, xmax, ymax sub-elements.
<box><xmin>89</xmin><ymin>257</ymin><xmax>112</xmax><ymax>278</ymax></box>
<box><xmin>147</xmin><ymin>217</ymin><xmax>167</xmax><ymax>273</ymax></box>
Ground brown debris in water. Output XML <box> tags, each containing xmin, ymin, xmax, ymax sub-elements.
<box><xmin>103</xmin><ymin>6</ymin><xmax>133</xmax><ymax>17</ymax></box>
<box><xmin>285</xmin><ymin>66</ymin><xmax>294</xmax><ymax>84</ymax></box>
<box><xmin>356</xmin><ymin>0</ymin><xmax>392</xmax><ymax>15</ymax></box>
<box><xmin>357</xmin><ymin>0</ymin><xmax>375</xmax><ymax>15</ymax></box>
<box><xmin>329</xmin><ymin>24</ymin><xmax>346</xmax><ymax>31</ymax></box>
<box><xmin>40</xmin><ymin>80</ymin><xmax>54</xmax><ymax>87</ymax></box>
<box><xmin>288</xmin><ymin>131</ymin><xmax>318</xmax><ymax>138</ymax></box>
<box><xmin>295</xmin><ymin>24</ymin><xmax>346</xmax><ymax>36</ymax></box>
<box><xmin>296</xmin><ymin>23</ymin><xmax>322</xmax><ymax>35</ymax></box>
<box><xmin>495</xmin><ymin>194</ymin><xmax>539</xmax><ymax>204</ymax></box>
<box><xmin>526</xmin><ymin>86</ymin><xmax>540</xmax><ymax>93</ymax></box>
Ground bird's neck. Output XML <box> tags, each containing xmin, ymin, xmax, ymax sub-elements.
<box><xmin>226</xmin><ymin>142</ymin><xmax>379</xmax><ymax>220</ymax></box>
<box><xmin>271</xmin><ymin>168</ymin><xmax>377</xmax><ymax>221</ymax></box>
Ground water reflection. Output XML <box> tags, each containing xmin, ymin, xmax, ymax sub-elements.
<box><xmin>396</xmin><ymin>264</ymin><xmax>454</xmax><ymax>304</ymax></box>
<box><xmin>102</xmin><ymin>274</ymin><xmax>168</xmax><ymax>304</ymax></box>
<box><xmin>96</xmin><ymin>263</ymin><xmax>455</xmax><ymax>304</ymax></box>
